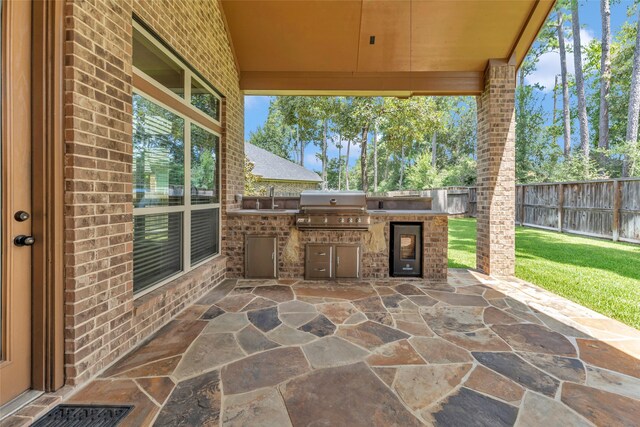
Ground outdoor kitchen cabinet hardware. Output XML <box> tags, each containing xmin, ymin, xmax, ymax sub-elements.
<box><xmin>305</xmin><ymin>243</ymin><xmax>360</xmax><ymax>280</ymax></box>
<box><xmin>245</xmin><ymin>235</ymin><xmax>277</xmax><ymax>279</ymax></box>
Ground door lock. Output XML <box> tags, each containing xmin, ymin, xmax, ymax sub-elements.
<box><xmin>14</xmin><ymin>235</ymin><xmax>35</xmax><ymax>247</ymax></box>
<box><xmin>14</xmin><ymin>211</ymin><xmax>30</xmax><ymax>222</ymax></box>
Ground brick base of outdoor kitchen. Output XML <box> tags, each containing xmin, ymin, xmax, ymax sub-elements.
<box><xmin>226</xmin><ymin>212</ymin><xmax>449</xmax><ymax>280</ymax></box>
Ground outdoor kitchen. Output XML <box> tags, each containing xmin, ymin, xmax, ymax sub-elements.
<box><xmin>226</xmin><ymin>190</ymin><xmax>449</xmax><ymax>281</ymax></box>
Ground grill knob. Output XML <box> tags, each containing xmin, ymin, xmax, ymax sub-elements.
<box><xmin>338</xmin><ymin>218</ymin><xmax>345</xmax><ymax>223</ymax></box>
<box><xmin>348</xmin><ymin>218</ymin><xmax>354</xmax><ymax>223</ymax></box>
<box><xmin>323</xmin><ymin>217</ymin><xmax>328</xmax><ymax>223</ymax></box>
<box><xmin>356</xmin><ymin>218</ymin><xmax>362</xmax><ymax>223</ymax></box>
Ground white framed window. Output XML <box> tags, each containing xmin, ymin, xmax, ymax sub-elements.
<box><xmin>132</xmin><ymin>21</ymin><xmax>222</xmax><ymax>296</ymax></box>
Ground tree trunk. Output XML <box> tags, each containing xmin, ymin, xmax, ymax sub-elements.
<box><xmin>337</xmin><ymin>135</ymin><xmax>342</xmax><ymax>190</ymax></box>
<box><xmin>297</xmin><ymin>125</ymin><xmax>303</xmax><ymax>166</ymax></box>
<box><xmin>431</xmin><ymin>131</ymin><xmax>437</xmax><ymax>168</ymax></box>
<box><xmin>345</xmin><ymin>139</ymin><xmax>351</xmax><ymax>190</ymax></box>
<box><xmin>558</xmin><ymin>13</ymin><xmax>572</xmax><ymax>157</ymax></box>
<box><xmin>553</xmin><ymin>74</ymin><xmax>559</xmax><ymax>147</ymax></box>
<box><xmin>623</xmin><ymin>8</ymin><xmax>640</xmax><ymax>176</ymax></box>
<box><xmin>321</xmin><ymin>120</ymin><xmax>328</xmax><ymax>189</ymax></box>
<box><xmin>599</xmin><ymin>0</ymin><xmax>611</xmax><ymax>153</ymax></box>
<box><xmin>571</xmin><ymin>0</ymin><xmax>590</xmax><ymax>159</ymax></box>
<box><xmin>360</xmin><ymin>125</ymin><xmax>369</xmax><ymax>193</ymax></box>
<box><xmin>373</xmin><ymin>124</ymin><xmax>378</xmax><ymax>192</ymax></box>
<box><xmin>399</xmin><ymin>146</ymin><xmax>405</xmax><ymax>189</ymax></box>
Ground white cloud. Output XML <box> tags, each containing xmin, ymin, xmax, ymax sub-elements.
<box><xmin>525</xmin><ymin>28</ymin><xmax>596</xmax><ymax>92</ymax></box>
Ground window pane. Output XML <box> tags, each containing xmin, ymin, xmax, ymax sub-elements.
<box><xmin>133</xmin><ymin>94</ymin><xmax>185</xmax><ymax>207</ymax></box>
<box><xmin>400</xmin><ymin>235</ymin><xmax>416</xmax><ymax>260</ymax></box>
<box><xmin>191</xmin><ymin>77</ymin><xmax>220</xmax><ymax>120</ymax></box>
<box><xmin>134</xmin><ymin>213</ymin><xmax>183</xmax><ymax>293</ymax></box>
<box><xmin>191</xmin><ymin>124</ymin><xmax>219</xmax><ymax>204</ymax></box>
<box><xmin>133</xmin><ymin>27</ymin><xmax>184</xmax><ymax>97</ymax></box>
<box><xmin>191</xmin><ymin>208</ymin><xmax>219</xmax><ymax>265</ymax></box>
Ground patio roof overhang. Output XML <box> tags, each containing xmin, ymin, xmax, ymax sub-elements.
<box><xmin>220</xmin><ymin>0</ymin><xmax>555</xmax><ymax>96</ymax></box>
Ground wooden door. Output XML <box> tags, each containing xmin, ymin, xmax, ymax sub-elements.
<box><xmin>1</xmin><ymin>0</ymin><xmax>33</xmax><ymax>406</ymax></box>
<box><xmin>335</xmin><ymin>245</ymin><xmax>360</xmax><ymax>279</ymax></box>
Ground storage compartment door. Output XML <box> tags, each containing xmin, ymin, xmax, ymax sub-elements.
<box><xmin>245</xmin><ymin>236</ymin><xmax>277</xmax><ymax>278</ymax></box>
<box><xmin>335</xmin><ymin>245</ymin><xmax>360</xmax><ymax>278</ymax></box>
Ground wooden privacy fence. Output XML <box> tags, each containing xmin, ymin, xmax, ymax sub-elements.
<box><xmin>460</xmin><ymin>179</ymin><xmax>640</xmax><ymax>244</ymax></box>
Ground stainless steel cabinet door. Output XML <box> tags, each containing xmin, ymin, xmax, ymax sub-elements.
<box><xmin>335</xmin><ymin>245</ymin><xmax>360</xmax><ymax>278</ymax></box>
<box><xmin>245</xmin><ymin>236</ymin><xmax>277</xmax><ymax>278</ymax></box>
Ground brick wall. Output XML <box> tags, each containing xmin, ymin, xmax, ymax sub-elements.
<box><xmin>226</xmin><ymin>213</ymin><xmax>448</xmax><ymax>281</ymax></box>
<box><xmin>63</xmin><ymin>0</ymin><xmax>242</xmax><ymax>386</ymax></box>
<box><xmin>476</xmin><ymin>59</ymin><xmax>516</xmax><ymax>276</ymax></box>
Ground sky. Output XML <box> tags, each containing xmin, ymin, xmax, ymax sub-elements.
<box><xmin>244</xmin><ymin>0</ymin><xmax>638</xmax><ymax>172</ymax></box>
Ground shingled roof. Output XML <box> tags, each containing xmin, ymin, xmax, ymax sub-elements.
<box><xmin>245</xmin><ymin>143</ymin><xmax>322</xmax><ymax>183</ymax></box>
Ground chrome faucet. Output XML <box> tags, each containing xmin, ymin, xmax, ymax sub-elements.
<box><xmin>269</xmin><ymin>186</ymin><xmax>278</xmax><ymax>210</ymax></box>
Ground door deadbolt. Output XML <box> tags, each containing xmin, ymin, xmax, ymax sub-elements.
<box><xmin>14</xmin><ymin>235</ymin><xmax>35</xmax><ymax>247</ymax></box>
<box><xmin>14</xmin><ymin>211</ymin><xmax>30</xmax><ymax>222</ymax></box>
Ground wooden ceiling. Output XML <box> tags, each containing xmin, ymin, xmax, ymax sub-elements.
<box><xmin>220</xmin><ymin>0</ymin><xmax>555</xmax><ymax>95</ymax></box>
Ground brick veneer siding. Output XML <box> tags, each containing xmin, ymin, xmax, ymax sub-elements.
<box><xmin>226</xmin><ymin>213</ymin><xmax>448</xmax><ymax>281</ymax></box>
<box><xmin>63</xmin><ymin>0</ymin><xmax>242</xmax><ymax>386</ymax></box>
<box><xmin>476</xmin><ymin>59</ymin><xmax>516</xmax><ymax>276</ymax></box>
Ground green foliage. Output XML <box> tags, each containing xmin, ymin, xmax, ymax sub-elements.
<box><xmin>406</xmin><ymin>152</ymin><xmax>442</xmax><ymax>190</ymax></box>
<box><xmin>244</xmin><ymin>156</ymin><xmax>259</xmax><ymax>196</ymax></box>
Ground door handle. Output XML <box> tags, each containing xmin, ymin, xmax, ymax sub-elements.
<box><xmin>14</xmin><ymin>211</ymin><xmax>30</xmax><ymax>222</ymax></box>
<box><xmin>14</xmin><ymin>235</ymin><xmax>35</xmax><ymax>246</ymax></box>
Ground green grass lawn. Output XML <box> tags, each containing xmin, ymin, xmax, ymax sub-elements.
<box><xmin>448</xmin><ymin>218</ymin><xmax>640</xmax><ymax>329</ymax></box>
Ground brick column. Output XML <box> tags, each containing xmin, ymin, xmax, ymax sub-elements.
<box><xmin>476</xmin><ymin>59</ymin><xmax>516</xmax><ymax>276</ymax></box>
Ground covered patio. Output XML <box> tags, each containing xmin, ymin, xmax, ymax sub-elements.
<box><xmin>50</xmin><ymin>272</ymin><xmax>640</xmax><ymax>425</ymax></box>
<box><xmin>2</xmin><ymin>0</ymin><xmax>640</xmax><ymax>426</ymax></box>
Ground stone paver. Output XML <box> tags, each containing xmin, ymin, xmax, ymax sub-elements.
<box><xmin>222</xmin><ymin>388</ymin><xmax>292</xmax><ymax>427</ymax></box>
<box><xmin>221</xmin><ymin>347</ymin><xmax>310</xmax><ymax>395</ymax></box>
<box><xmin>302</xmin><ymin>336</ymin><xmax>369</xmax><ymax>368</ymax></box>
<box><xmin>516</xmin><ymin>392</ymin><xmax>591</xmax><ymax>427</ymax></box>
<box><xmin>394</xmin><ymin>364</ymin><xmax>472</xmax><ymax>411</ymax></box>
<box><xmin>155</xmin><ymin>370</ymin><xmax>221</xmax><ymax>426</ymax></box>
<box><xmin>473</xmin><ymin>352</ymin><xmax>560</xmax><ymax>397</ymax></box>
<box><xmin>280</xmin><ymin>362</ymin><xmax>423</xmax><ymax>427</ymax></box>
<box><xmin>173</xmin><ymin>333</ymin><xmax>244</xmax><ymax>381</ymax></box>
<box><xmin>427</xmin><ymin>387</ymin><xmax>519</xmax><ymax>427</ymax></box>
<box><xmin>46</xmin><ymin>272</ymin><xmax>640</xmax><ymax>427</ymax></box>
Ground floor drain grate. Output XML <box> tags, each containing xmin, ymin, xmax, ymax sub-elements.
<box><xmin>32</xmin><ymin>404</ymin><xmax>133</xmax><ymax>427</ymax></box>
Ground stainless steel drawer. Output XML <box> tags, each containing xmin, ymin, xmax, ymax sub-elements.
<box><xmin>306</xmin><ymin>245</ymin><xmax>332</xmax><ymax>263</ymax></box>
<box><xmin>305</xmin><ymin>261</ymin><xmax>332</xmax><ymax>279</ymax></box>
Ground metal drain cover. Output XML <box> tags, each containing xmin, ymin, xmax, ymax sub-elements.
<box><xmin>32</xmin><ymin>404</ymin><xmax>133</xmax><ymax>427</ymax></box>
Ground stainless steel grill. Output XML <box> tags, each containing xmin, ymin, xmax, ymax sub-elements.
<box><xmin>296</xmin><ymin>190</ymin><xmax>370</xmax><ymax>230</ymax></box>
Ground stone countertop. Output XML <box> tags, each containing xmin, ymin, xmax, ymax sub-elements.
<box><xmin>226</xmin><ymin>209</ymin><xmax>448</xmax><ymax>216</ymax></box>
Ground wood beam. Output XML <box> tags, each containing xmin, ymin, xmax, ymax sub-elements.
<box><xmin>241</xmin><ymin>71</ymin><xmax>484</xmax><ymax>96</ymax></box>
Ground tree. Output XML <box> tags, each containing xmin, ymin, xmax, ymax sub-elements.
<box><xmin>247</xmin><ymin>103</ymin><xmax>295</xmax><ymax>161</ymax></box>
<box><xmin>599</xmin><ymin>0</ymin><xmax>612</xmax><ymax>153</ymax></box>
<box><xmin>624</xmin><ymin>7</ymin><xmax>640</xmax><ymax>176</ymax></box>
<box><xmin>274</xmin><ymin>97</ymin><xmax>320</xmax><ymax>167</ymax></box>
<box><xmin>558</xmin><ymin>12</ymin><xmax>573</xmax><ymax>156</ymax></box>
<box><xmin>571</xmin><ymin>0</ymin><xmax>591</xmax><ymax>159</ymax></box>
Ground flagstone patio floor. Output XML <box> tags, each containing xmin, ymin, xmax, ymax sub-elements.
<box><xmin>43</xmin><ymin>270</ymin><xmax>640</xmax><ymax>426</ymax></box>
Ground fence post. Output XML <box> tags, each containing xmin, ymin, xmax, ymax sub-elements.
<box><xmin>519</xmin><ymin>185</ymin><xmax>525</xmax><ymax>226</ymax></box>
<box><xmin>612</xmin><ymin>179</ymin><xmax>621</xmax><ymax>242</ymax></box>
<box><xmin>557</xmin><ymin>183</ymin><xmax>564</xmax><ymax>232</ymax></box>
